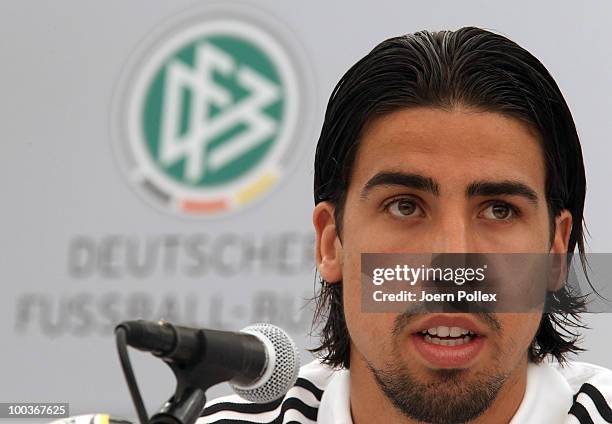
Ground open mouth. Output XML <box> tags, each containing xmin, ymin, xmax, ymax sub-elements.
<box><xmin>409</xmin><ymin>318</ymin><xmax>487</xmax><ymax>368</ymax></box>
<box><xmin>418</xmin><ymin>326</ymin><xmax>477</xmax><ymax>347</ymax></box>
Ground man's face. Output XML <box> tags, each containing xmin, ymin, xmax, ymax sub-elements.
<box><xmin>314</xmin><ymin>107</ymin><xmax>572</xmax><ymax>423</ymax></box>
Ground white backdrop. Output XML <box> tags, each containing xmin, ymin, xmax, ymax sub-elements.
<box><xmin>1</xmin><ymin>0</ymin><xmax>611</xmax><ymax>421</ymax></box>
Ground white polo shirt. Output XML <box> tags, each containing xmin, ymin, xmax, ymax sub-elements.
<box><xmin>198</xmin><ymin>358</ymin><xmax>612</xmax><ymax>423</ymax></box>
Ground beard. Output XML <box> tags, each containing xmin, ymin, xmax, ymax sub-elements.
<box><xmin>367</xmin><ymin>358</ymin><xmax>508</xmax><ymax>424</ymax></box>
<box><xmin>365</xmin><ymin>312</ymin><xmax>508</xmax><ymax>424</ymax></box>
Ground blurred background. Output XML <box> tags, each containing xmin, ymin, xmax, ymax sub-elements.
<box><xmin>1</xmin><ymin>0</ymin><xmax>611</xmax><ymax>422</ymax></box>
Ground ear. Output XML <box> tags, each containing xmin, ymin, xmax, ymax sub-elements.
<box><xmin>548</xmin><ymin>209</ymin><xmax>573</xmax><ymax>291</ymax></box>
<box><xmin>550</xmin><ymin>209</ymin><xmax>573</xmax><ymax>254</ymax></box>
<box><xmin>313</xmin><ymin>201</ymin><xmax>343</xmax><ymax>283</ymax></box>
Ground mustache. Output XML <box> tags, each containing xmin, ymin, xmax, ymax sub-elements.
<box><xmin>392</xmin><ymin>309</ymin><xmax>502</xmax><ymax>338</ymax></box>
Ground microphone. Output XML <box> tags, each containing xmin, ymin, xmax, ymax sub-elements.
<box><xmin>115</xmin><ymin>320</ymin><xmax>300</xmax><ymax>403</ymax></box>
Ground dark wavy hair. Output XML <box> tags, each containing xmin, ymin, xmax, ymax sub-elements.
<box><xmin>311</xmin><ymin>27</ymin><xmax>589</xmax><ymax>368</ymax></box>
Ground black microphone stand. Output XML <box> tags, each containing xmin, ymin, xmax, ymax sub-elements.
<box><xmin>115</xmin><ymin>320</ymin><xmax>267</xmax><ymax>424</ymax></box>
<box><xmin>148</xmin><ymin>356</ymin><xmax>234</xmax><ymax>424</ymax></box>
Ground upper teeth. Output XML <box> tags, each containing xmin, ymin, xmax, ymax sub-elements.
<box><xmin>421</xmin><ymin>326</ymin><xmax>474</xmax><ymax>337</ymax></box>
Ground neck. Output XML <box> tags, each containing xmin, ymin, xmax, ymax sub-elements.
<box><xmin>348</xmin><ymin>347</ymin><xmax>528</xmax><ymax>424</ymax></box>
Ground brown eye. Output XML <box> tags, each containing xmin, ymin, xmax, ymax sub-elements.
<box><xmin>482</xmin><ymin>203</ymin><xmax>515</xmax><ymax>221</ymax></box>
<box><xmin>388</xmin><ymin>199</ymin><xmax>420</xmax><ymax>217</ymax></box>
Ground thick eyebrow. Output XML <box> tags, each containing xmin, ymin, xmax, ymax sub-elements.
<box><xmin>466</xmin><ymin>180</ymin><xmax>539</xmax><ymax>204</ymax></box>
<box><xmin>361</xmin><ymin>172</ymin><xmax>440</xmax><ymax>199</ymax></box>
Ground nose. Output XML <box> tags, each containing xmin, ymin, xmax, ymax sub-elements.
<box><xmin>427</xmin><ymin>211</ymin><xmax>475</xmax><ymax>300</ymax></box>
<box><xmin>430</xmin><ymin>209</ymin><xmax>475</xmax><ymax>253</ymax></box>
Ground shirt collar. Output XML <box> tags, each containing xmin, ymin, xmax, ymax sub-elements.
<box><xmin>317</xmin><ymin>367</ymin><xmax>352</xmax><ymax>424</ymax></box>
<box><xmin>317</xmin><ymin>362</ymin><xmax>574</xmax><ymax>424</ymax></box>
<box><xmin>510</xmin><ymin>362</ymin><xmax>573</xmax><ymax>423</ymax></box>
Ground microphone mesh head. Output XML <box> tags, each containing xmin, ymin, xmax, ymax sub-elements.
<box><xmin>230</xmin><ymin>323</ymin><xmax>300</xmax><ymax>403</ymax></box>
